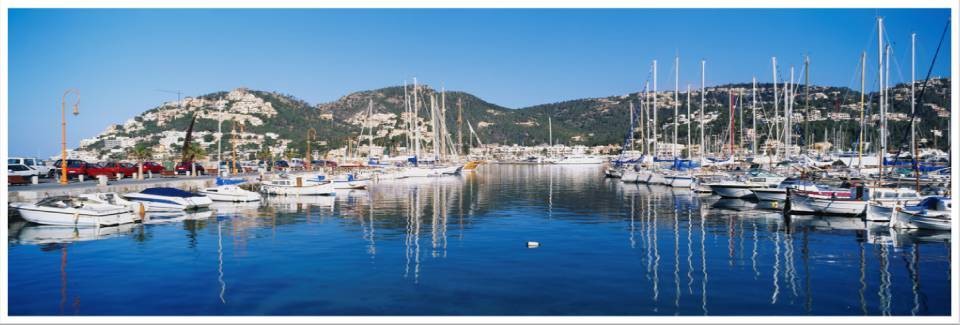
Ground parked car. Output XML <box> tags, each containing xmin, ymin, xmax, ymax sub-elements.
<box><xmin>85</xmin><ymin>162</ymin><xmax>137</xmax><ymax>179</ymax></box>
<box><xmin>311</xmin><ymin>160</ymin><xmax>338</xmax><ymax>168</ymax></box>
<box><xmin>175</xmin><ymin>161</ymin><xmax>207</xmax><ymax>175</ymax></box>
<box><xmin>274</xmin><ymin>160</ymin><xmax>290</xmax><ymax>170</ymax></box>
<box><xmin>8</xmin><ymin>164</ymin><xmax>41</xmax><ymax>177</ymax></box>
<box><xmin>8</xmin><ymin>157</ymin><xmax>53</xmax><ymax>177</ymax></box>
<box><xmin>52</xmin><ymin>159</ymin><xmax>89</xmax><ymax>180</ymax></box>
<box><xmin>137</xmin><ymin>161</ymin><xmax>167</xmax><ymax>174</ymax></box>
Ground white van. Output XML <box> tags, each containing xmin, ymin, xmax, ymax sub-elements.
<box><xmin>8</xmin><ymin>157</ymin><xmax>53</xmax><ymax>177</ymax></box>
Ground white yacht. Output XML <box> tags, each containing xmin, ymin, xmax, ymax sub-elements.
<box><xmin>123</xmin><ymin>187</ymin><xmax>213</xmax><ymax>211</ymax></box>
<box><xmin>863</xmin><ymin>188</ymin><xmax>925</xmax><ymax>221</ymax></box>
<box><xmin>198</xmin><ymin>185</ymin><xmax>262</xmax><ymax>202</ymax></box>
<box><xmin>261</xmin><ymin>177</ymin><xmax>335</xmax><ymax>196</ymax></box>
<box><xmin>12</xmin><ymin>196</ymin><xmax>137</xmax><ymax>227</ymax></box>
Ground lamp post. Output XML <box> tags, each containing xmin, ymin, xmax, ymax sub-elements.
<box><xmin>307</xmin><ymin>128</ymin><xmax>317</xmax><ymax>171</ymax></box>
<box><xmin>60</xmin><ymin>89</ymin><xmax>80</xmax><ymax>185</ymax></box>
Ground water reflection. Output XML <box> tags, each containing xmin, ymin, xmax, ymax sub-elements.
<box><xmin>6</xmin><ymin>165</ymin><xmax>953</xmax><ymax>316</ymax></box>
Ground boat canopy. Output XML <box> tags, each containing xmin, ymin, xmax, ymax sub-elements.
<box><xmin>216</xmin><ymin>177</ymin><xmax>246</xmax><ymax>186</ymax></box>
<box><xmin>141</xmin><ymin>187</ymin><xmax>201</xmax><ymax>198</ymax></box>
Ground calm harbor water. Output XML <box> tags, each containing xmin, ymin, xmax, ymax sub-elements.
<box><xmin>7</xmin><ymin>165</ymin><xmax>953</xmax><ymax>316</ymax></box>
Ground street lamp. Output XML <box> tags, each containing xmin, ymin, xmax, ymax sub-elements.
<box><xmin>60</xmin><ymin>88</ymin><xmax>80</xmax><ymax>185</ymax></box>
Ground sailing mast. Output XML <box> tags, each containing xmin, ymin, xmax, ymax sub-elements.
<box><xmin>772</xmin><ymin>57</ymin><xmax>779</xmax><ymax>161</ymax></box>
<box><xmin>642</xmin><ymin>83</ymin><xmax>649</xmax><ymax>156</ymax></box>
<box><xmin>786</xmin><ymin>66</ymin><xmax>794</xmax><ymax>158</ymax></box>
<box><xmin>367</xmin><ymin>98</ymin><xmax>374</xmax><ymax>159</ymax></box>
<box><xmin>686</xmin><ymin>84</ymin><xmax>691</xmax><ymax>159</ymax></box>
<box><xmin>858</xmin><ymin>52</ymin><xmax>866</xmax><ymax>171</ymax></box>
<box><xmin>404</xmin><ymin>81</ymin><xmax>410</xmax><ymax>154</ymax></box>
<box><xmin>548</xmin><ymin>116</ymin><xmax>553</xmax><ymax>147</ymax></box>
<box><xmin>674</xmin><ymin>55</ymin><xmax>679</xmax><ymax>160</ymax></box>
<box><xmin>430</xmin><ymin>94</ymin><xmax>439</xmax><ymax>162</ymax></box>
<box><xmin>699</xmin><ymin>60</ymin><xmax>705</xmax><ymax>163</ymax></box>
<box><xmin>752</xmin><ymin>77</ymin><xmax>758</xmax><ymax>155</ymax></box>
<box><xmin>413</xmin><ymin>78</ymin><xmax>421</xmax><ymax>163</ymax></box>
<box><xmin>728</xmin><ymin>92</ymin><xmax>735</xmax><ymax>158</ymax></box>
<box><xmin>653</xmin><ymin>60</ymin><xmax>658</xmax><ymax>160</ymax></box>
<box><xmin>629</xmin><ymin>101</ymin><xmax>635</xmax><ymax>151</ymax></box>
<box><xmin>804</xmin><ymin>55</ymin><xmax>810</xmax><ymax>153</ymax></box>
<box><xmin>911</xmin><ymin>32</ymin><xmax>918</xmax><ymax>192</ymax></box>
<box><xmin>877</xmin><ymin>17</ymin><xmax>885</xmax><ymax>182</ymax></box>
<box><xmin>457</xmin><ymin>97</ymin><xmax>463</xmax><ymax>156</ymax></box>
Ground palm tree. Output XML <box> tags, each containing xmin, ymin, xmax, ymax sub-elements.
<box><xmin>184</xmin><ymin>142</ymin><xmax>207</xmax><ymax>176</ymax></box>
<box><xmin>129</xmin><ymin>144</ymin><xmax>153</xmax><ymax>180</ymax></box>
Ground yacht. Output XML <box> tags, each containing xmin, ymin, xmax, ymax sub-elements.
<box><xmin>889</xmin><ymin>196</ymin><xmax>951</xmax><ymax>230</ymax></box>
<box><xmin>198</xmin><ymin>185</ymin><xmax>262</xmax><ymax>202</ymax></box>
<box><xmin>124</xmin><ymin>187</ymin><xmax>213</xmax><ymax>211</ymax></box>
<box><xmin>863</xmin><ymin>188</ymin><xmax>925</xmax><ymax>221</ymax></box>
<box><xmin>12</xmin><ymin>196</ymin><xmax>137</xmax><ymax>227</ymax></box>
<box><xmin>261</xmin><ymin>177</ymin><xmax>335</xmax><ymax>196</ymax></box>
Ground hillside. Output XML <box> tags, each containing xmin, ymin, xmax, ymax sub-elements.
<box><xmin>76</xmin><ymin>78</ymin><xmax>951</xmax><ymax>161</ymax></box>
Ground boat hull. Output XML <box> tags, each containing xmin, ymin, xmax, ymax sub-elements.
<box><xmin>664</xmin><ymin>175</ymin><xmax>694</xmax><ymax>188</ymax></box>
<box><xmin>788</xmin><ymin>194</ymin><xmax>866</xmax><ymax>216</ymax></box>
<box><xmin>751</xmin><ymin>188</ymin><xmax>786</xmax><ymax>201</ymax></box>
<box><xmin>890</xmin><ymin>210</ymin><xmax>951</xmax><ymax>230</ymax></box>
<box><xmin>710</xmin><ymin>185</ymin><xmax>755</xmax><ymax>199</ymax></box>
<box><xmin>15</xmin><ymin>205</ymin><xmax>135</xmax><ymax>227</ymax></box>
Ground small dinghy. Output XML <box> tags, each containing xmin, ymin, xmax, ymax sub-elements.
<box><xmin>198</xmin><ymin>185</ymin><xmax>262</xmax><ymax>202</ymax></box>
<box><xmin>11</xmin><ymin>196</ymin><xmax>136</xmax><ymax>227</ymax></box>
<box><xmin>123</xmin><ymin>187</ymin><xmax>213</xmax><ymax>211</ymax></box>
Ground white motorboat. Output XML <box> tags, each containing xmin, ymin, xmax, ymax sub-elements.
<box><xmin>123</xmin><ymin>187</ymin><xmax>213</xmax><ymax>211</ymax></box>
<box><xmin>198</xmin><ymin>185</ymin><xmax>262</xmax><ymax>202</ymax></box>
<box><xmin>12</xmin><ymin>196</ymin><xmax>137</xmax><ymax>227</ymax></box>
<box><xmin>78</xmin><ymin>192</ymin><xmax>151</xmax><ymax>214</ymax></box>
<box><xmin>554</xmin><ymin>155</ymin><xmax>604</xmax><ymax>165</ymax></box>
<box><xmin>863</xmin><ymin>188</ymin><xmax>925</xmax><ymax>221</ymax></box>
<box><xmin>785</xmin><ymin>187</ymin><xmax>868</xmax><ymax>216</ymax></box>
<box><xmin>709</xmin><ymin>172</ymin><xmax>786</xmax><ymax>199</ymax></box>
<box><xmin>750</xmin><ymin>179</ymin><xmax>828</xmax><ymax>202</ymax></box>
<box><xmin>261</xmin><ymin>176</ymin><xmax>335</xmax><ymax>196</ymax></box>
<box><xmin>309</xmin><ymin>173</ymin><xmax>369</xmax><ymax>190</ymax></box>
<box><xmin>889</xmin><ymin>196</ymin><xmax>951</xmax><ymax>230</ymax></box>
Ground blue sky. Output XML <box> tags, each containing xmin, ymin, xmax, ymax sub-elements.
<box><xmin>7</xmin><ymin>8</ymin><xmax>952</xmax><ymax>157</ymax></box>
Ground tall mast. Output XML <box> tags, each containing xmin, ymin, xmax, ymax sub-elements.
<box><xmin>674</xmin><ymin>55</ymin><xmax>679</xmax><ymax>160</ymax></box>
<box><xmin>457</xmin><ymin>97</ymin><xmax>463</xmax><ymax>156</ymax></box>
<box><xmin>686</xmin><ymin>84</ymin><xmax>691</xmax><ymax>159</ymax></box>
<box><xmin>628</xmin><ymin>102</ymin><xmax>635</xmax><ymax>151</ymax></box>
<box><xmin>804</xmin><ymin>55</ymin><xmax>810</xmax><ymax>153</ymax></box>
<box><xmin>752</xmin><ymin>77</ymin><xmax>758</xmax><ymax>155</ymax></box>
<box><xmin>911</xmin><ymin>32</ymin><xmax>919</xmax><ymax>192</ymax></box>
<box><xmin>440</xmin><ymin>88</ymin><xmax>446</xmax><ymax>161</ymax></box>
<box><xmin>413</xmin><ymin>78</ymin><xmax>421</xmax><ymax>161</ymax></box>
<box><xmin>548</xmin><ymin>116</ymin><xmax>553</xmax><ymax>146</ymax></box>
<box><xmin>728</xmin><ymin>91</ymin><xmax>734</xmax><ymax>158</ymax></box>
<box><xmin>367</xmin><ymin>98</ymin><xmax>374</xmax><ymax>159</ymax></box>
<box><xmin>700</xmin><ymin>60</ymin><xmax>705</xmax><ymax>162</ymax></box>
<box><xmin>430</xmin><ymin>94</ymin><xmax>439</xmax><ymax>162</ymax></box>
<box><xmin>739</xmin><ymin>90</ymin><xmax>744</xmax><ymax>155</ymax></box>
<box><xmin>643</xmin><ymin>82</ymin><xmax>649</xmax><ymax>155</ymax></box>
<box><xmin>786</xmin><ymin>66</ymin><xmax>794</xmax><ymax>157</ymax></box>
<box><xmin>876</xmin><ymin>17</ymin><xmax>884</xmax><ymax>180</ymax></box>
<box><xmin>772</xmin><ymin>57</ymin><xmax>779</xmax><ymax>160</ymax></box>
<box><xmin>858</xmin><ymin>52</ymin><xmax>866</xmax><ymax>171</ymax></box>
<box><xmin>653</xmin><ymin>60</ymin><xmax>658</xmax><ymax>159</ymax></box>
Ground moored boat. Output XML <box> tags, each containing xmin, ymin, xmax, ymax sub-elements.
<box><xmin>198</xmin><ymin>185</ymin><xmax>262</xmax><ymax>202</ymax></box>
<box><xmin>12</xmin><ymin>196</ymin><xmax>137</xmax><ymax>227</ymax></box>
<box><xmin>124</xmin><ymin>187</ymin><xmax>214</xmax><ymax>211</ymax></box>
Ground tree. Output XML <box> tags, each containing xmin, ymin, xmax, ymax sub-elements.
<box><xmin>129</xmin><ymin>144</ymin><xmax>153</xmax><ymax>180</ymax></box>
<box><xmin>184</xmin><ymin>142</ymin><xmax>207</xmax><ymax>176</ymax></box>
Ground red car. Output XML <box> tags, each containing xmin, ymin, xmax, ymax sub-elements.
<box><xmin>52</xmin><ymin>159</ymin><xmax>89</xmax><ymax>180</ymax></box>
<box><xmin>137</xmin><ymin>161</ymin><xmax>167</xmax><ymax>174</ymax></box>
<box><xmin>175</xmin><ymin>161</ymin><xmax>207</xmax><ymax>175</ymax></box>
<box><xmin>86</xmin><ymin>162</ymin><xmax>137</xmax><ymax>179</ymax></box>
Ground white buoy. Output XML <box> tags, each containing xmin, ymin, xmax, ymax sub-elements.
<box><xmin>527</xmin><ymin>241</ymin><xmax>540</xmax><ymax>248</ymax></box>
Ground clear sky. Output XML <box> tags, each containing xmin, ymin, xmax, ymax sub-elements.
<box><xmin>7</xmin><ymin>8</ymin><xmax>952</xmax><ymax>157</ymax></box>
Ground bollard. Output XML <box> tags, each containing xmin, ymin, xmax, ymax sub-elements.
<box><xmin>116</xmin><ymin>172</ymin><xmax>123</xmax><ymax>180</ymax></box>
<box><xmin>97</xmin><ymin>175</ymin><xmax>108</xmax><ymax>187</ymax></box>
<box><xmin>132</xmin><ymin>172</ymin><xmax>138</xmax><ymax>180</ymax></box>
<box><xmin>31</xmin><ymin>175</ymin><xmax>38</xmax><ymax>185</ymax></box>
<box><xmin>147</xmin><ymin>170</ymin><xmax>153</xmax><ymax>179</ymax></box>
<box><xmin>78</xmin><ymin>174</ymin><xmax>85</xmax><ymax>183</ymax></box>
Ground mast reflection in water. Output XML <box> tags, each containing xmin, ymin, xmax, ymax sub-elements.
<box><xmin>7</xmin><ymin>165</ymin><xmax>953</xmax><ymax>316</ymax></box>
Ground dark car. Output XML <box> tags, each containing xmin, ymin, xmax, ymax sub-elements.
<box><xmin>175</xmin><ymin>161</ymin><xmax>206</xmax><ymax>175</ymax></box>
<box><xmin>137</xmin><ymin>161</ymin><xmax>166</xmax><ymax>174</ymax></box>
<box><xmin>310</xmin><ymin>160</ymin><xmax>338</xmax><ymax>168</ymax></box>
<box><xmin>51</xmin><ymin>159</ymin><xmax>89</xmax><ymax>180</ymax></box>
<box><xmin>274</xmin><ymin>160</ymin><xmax>290</xmax><ymax>170</ymax></box>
